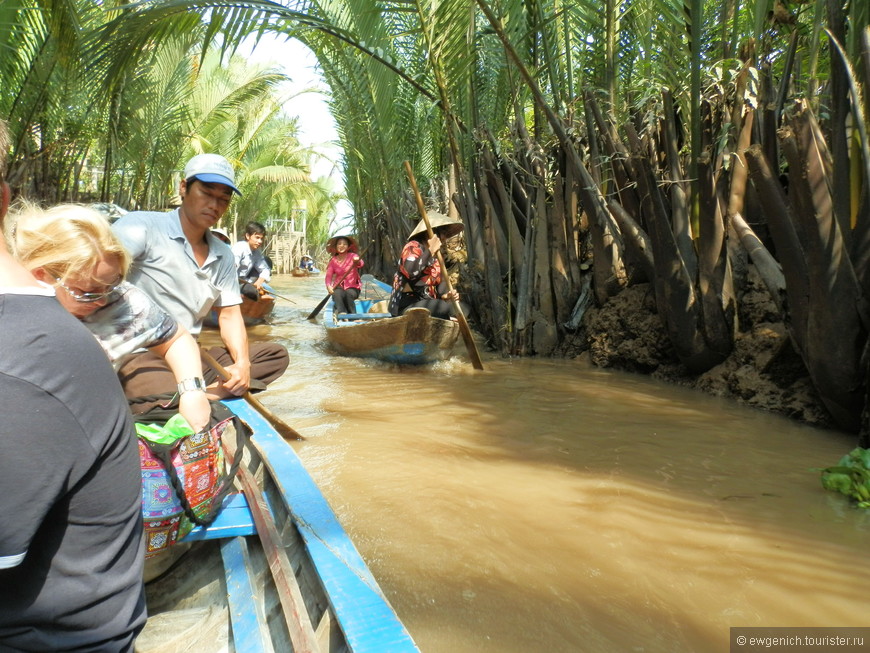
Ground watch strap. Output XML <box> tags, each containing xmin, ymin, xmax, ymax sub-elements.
<box><xmin>177</xmin><ymin>377</ymin><xmax>207</xmax><ymax>395</ymax></box>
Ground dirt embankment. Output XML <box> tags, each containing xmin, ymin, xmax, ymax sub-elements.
<box><xmin>555</xmin><ymin>266</ymin><xmax>836</xmax><ymax>430</ymax></box>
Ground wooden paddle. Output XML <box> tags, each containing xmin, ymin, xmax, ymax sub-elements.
<box><xmin>201</xmin><ymin>349</ymin><xmax>305</xmax><ymax>441</ymax></box>
<box><xmin>306</xmin><ymin>263</ymin><xmax>355</xmax><ymax>320</ymax></box>
<box><xmin>403</xmin><ymin>160</ymin><xmax>485</xmax><ymax>370</ymax></box>
<box><xmin>261</xmin><ymin>285</ymin><xmax>296</xmax><ymax>305</ymax></box>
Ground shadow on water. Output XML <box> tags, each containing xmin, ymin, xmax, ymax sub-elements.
<box><xmin>235</xmin><ymin>275</ymin><xmax>870</xmax><ymax>653</ymax></box>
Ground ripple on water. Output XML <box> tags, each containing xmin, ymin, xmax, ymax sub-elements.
<box><xmin>254</xmin><ymin>275</ymin><xmax>869</xmax><ymax>653</ymax></box>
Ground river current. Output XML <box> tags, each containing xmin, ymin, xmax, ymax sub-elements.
<box><xmin>241</xmin><ymin>274</ymin><xmax>869</xmax><ymax>652</ymax></box>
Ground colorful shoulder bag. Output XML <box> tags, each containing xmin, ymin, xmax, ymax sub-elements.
<box><xmin>134</xmin><ymin>401</ymin><xmax>249</xmax><ymax>558</ymax></box>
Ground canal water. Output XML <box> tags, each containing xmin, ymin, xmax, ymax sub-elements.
<box><xmin>246</xmin><ymin>274</ymin><xmax>869</xmax><ymax>652</ymax></box>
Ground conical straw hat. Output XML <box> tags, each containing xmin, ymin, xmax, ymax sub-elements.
<box><xmin>326</xmin><ymin>234</ymin><xmax>358</xmax><ymax>254</ymax></box>
<box><xmin>408</xmin><ymin>210</ymin><xmax>464</xmax><ymax>240</ymax></box>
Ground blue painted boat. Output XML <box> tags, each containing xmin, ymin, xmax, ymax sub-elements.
<box><xmin>323</xmin><ymin>276</ymin><xmax>459</xmax><ymax>365</ymax></box>
<box><xmin>136</xmin><ymin>397</ymin><xmax>419</xmax><ymax>652</ymax></box>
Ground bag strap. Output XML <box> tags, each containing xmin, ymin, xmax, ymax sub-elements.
<box><xmin>134</xmin><ymin>397</ymin><xmax>251</xmax><ymax>527</ymax></box>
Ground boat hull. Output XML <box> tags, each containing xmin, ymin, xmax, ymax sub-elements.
<box><xmin>323</xmin><ymin>276</ymin><xmax>458</xmax><ymax>364</ymax></box>
<box><xmin>239</xmin><ymin>293</ymin><xmax>275</xmax><ymax>323</ymax></box>
<box><xmin>136</xmin><ymin>397</ymin><xmax>419</xmax><ymax>652</ymax></box>
<box><xmin>203</xmin><ymin>293</ymin><xmax>275</xmax><ymax>328</ymax></box>
<box><xmin>325</xmin><ymin>306</ymin><xmax>459</xmax><ymax>364</ymax></box>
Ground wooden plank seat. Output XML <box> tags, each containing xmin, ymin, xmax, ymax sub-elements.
<box><xmin>181</xmin><ymin>496</ymin><xmax>269</xmax><ymax>652</ymax></box>
<box><xmin>180</xmin><ymin>492</ymin><xmax>256</xmax><ymax>541</ymax></box>
<box><xmin>141</xmin><ymin>395</ymin><xmax>420</xmax><ymax>652</ymax></box>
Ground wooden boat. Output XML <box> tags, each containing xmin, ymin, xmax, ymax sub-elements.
<box><xmin>240</xmin><ymin>292</ymin><xmax>275</xmax><ymax>323</ymax></box>
<box><xmin>292</xmin><ymin>267</ymin><xmax>320</xmax><ymax>277</ymax></box>
<box><xmin>203</xmin><ymin>292</ymin><xmax>276</xmax><ymax>328</ymax></box>
<box><xmin>136</xmin><ymin>397</ymin><xmax>419</xmax><ymax>652</ymax></box>
<box><xmin>323</xmin><ymin>276</ymin><xmax>459</xmax><ymax>364</ymax></box>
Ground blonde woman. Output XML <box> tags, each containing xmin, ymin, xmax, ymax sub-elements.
<box><xmin>10</xmin><ymin>204</ymin><xmax>211</xmax><ymax>433</ymax></box>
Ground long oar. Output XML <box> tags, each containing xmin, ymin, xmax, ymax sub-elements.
<box><xmin>262</xmin><ymin>285</ymin><xmax>296</xmax><ymax>305</ymax></box>
<box><xmin>306</xmin><ymin>264</ymin><xmax>354</xmax><ymax>320</ymax></box>
<box><xmin>403</xmin><ymin>160</ymin><xmax>485</xmax><ymax>371</ymax></box>
<box><xmin>201</xmin><ymin>350</ymin><xmax>305</xmax><ymax>441</ymax></box>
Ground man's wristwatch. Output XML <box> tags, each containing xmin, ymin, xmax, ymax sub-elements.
<box><xmin>177</xmin><ymin>377</ymin><xmax>207</xmax><ymax>395</ymax></box>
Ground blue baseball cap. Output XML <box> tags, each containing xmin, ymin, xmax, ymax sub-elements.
<box><xmin>183</xmin><ymin>153</ymin><xmax>241</xmax><ymax>195</ymax></box>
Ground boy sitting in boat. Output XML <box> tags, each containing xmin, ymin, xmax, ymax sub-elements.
<box><xmin>233</xmin><ymin>221</ymin><xmax>272</xmax><ymax>301</ymax></box>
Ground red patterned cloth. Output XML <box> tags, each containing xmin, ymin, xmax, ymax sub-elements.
<box><xmin>388</xmin><ymin>239</ymin><xmax>447</xmax><ymax>315</ymax></box>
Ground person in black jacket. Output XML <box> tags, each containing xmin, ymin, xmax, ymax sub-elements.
<box><xmin>388</xmin><ymin>210</ymin><xmax>464</xmax><ymax>319</ymax></box>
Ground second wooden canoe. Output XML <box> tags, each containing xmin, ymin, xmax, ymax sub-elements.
<box><xmin>323</xmin><ymin>277</ymin><xmax>459</xmax><ymax>364</ymax></box>
<box><xmin>203</xmin><ymin>292</ymin><xmax>276</xmax><ymax>328</ymax></box>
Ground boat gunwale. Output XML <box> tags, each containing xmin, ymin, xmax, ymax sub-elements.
<box><xmin>222</xmin><ymin>398</ymin><xmax>420</xmax><ymax>652</ymax></box>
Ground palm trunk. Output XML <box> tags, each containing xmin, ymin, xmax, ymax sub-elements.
<box><xmin>625</xmin><ymin>123</ymin><xmax>729</xmax><ymax>372</ymax></box>
<box><xmin>777</xmin><ymin>106</ymin><xmax>866</xmax><ymax>430</ymax></box>
<box><xmin>744</xmin><ymin>144</ymin><xmax>810</xmax><ymax>357</ymax></box>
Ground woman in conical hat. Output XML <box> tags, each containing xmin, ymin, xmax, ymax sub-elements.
<box><xmin>326</xmin><ymin>234</ymin><xmax>358</xmax><ymax>254</ymax></box>
<box><xmin>299</xmin><ymin>253</ymin><xmax>315</xmax><ymax>272</ymax></box>
<box><xmin>406</xmin><ymin>210</ymin><xmax>465</xmax><ymax>241</ymax></box>
<box><xmin>387</xmin><ymin>210</ymin><xmax>465</xmax><ymax>320</ymax></box>
<box><xmin>324</xmin><ymin>234</ymin><xmax>364</xmax><ymax>314</ymax></box>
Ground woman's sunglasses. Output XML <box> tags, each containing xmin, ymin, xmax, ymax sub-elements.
<box><xmin>54</xmin><ymin>276</ymin><xmax>122</xmax><ymax>303</ymax></box>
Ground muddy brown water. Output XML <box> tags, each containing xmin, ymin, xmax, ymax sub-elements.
<box><xmin>236</xmin><ymin>274</ymin><xmax>869</xmax><ymax>653</ymax></box>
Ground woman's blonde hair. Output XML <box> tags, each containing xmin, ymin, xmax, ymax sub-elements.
<box><xmin>10</xmin><ymin>203</ymin><xmax>131</xmax><ymax>282</ymax></box>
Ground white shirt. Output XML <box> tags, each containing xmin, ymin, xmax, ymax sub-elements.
<box><xmin>232</xmin><ymin>240</ymin><xmax>271</xmax><ymax>282</ymax></box>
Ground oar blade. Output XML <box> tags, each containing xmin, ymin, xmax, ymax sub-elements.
<box><xmin>200</xmin><ymin>350</ymin><xmax>306</xmax><ymax>441</ymax></box>
<box><xmin>306</xmin><ymin>295</ymin><xmax>330</xmax><ymax>321</ymax></box>
<box><xmin>454</xmin><ymin>309</ymin><xmax>484</xmax><ymax>370</ymax></box>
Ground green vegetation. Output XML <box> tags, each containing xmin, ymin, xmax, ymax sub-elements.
<box><xmin>822</xmin><ymin>449</ymin><xmax>870</xmax><ymax>507</ymax></box>
<box><xmin>0</xmin><ymin>1</ymin><xmax>337</xmax><ymax>244</ymax></box>
<box><xmin>2</xmin><ymin>0</ymin><xmax>870</xmax><ymax>439</ymax></box>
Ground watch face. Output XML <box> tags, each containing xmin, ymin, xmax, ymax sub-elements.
<box><xmin>179</xmin><ymin>378</ymin><xmax>206</xmax><ymax>393</ymax></box>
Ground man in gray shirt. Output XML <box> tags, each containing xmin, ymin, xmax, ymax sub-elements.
<box><xmin>113</xmin><ymin>154</ymin><xmax>288</xmax><ymax>406</ymax></box>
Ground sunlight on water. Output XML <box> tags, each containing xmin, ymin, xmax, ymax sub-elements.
<box><xmin>241</xmin><ymin>275</ymin><xmax>870</xmax><ymax>653</ymax></box>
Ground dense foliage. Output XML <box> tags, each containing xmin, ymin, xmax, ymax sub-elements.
<box><xmin>2</xmin><ymin>0</ymin><xmax>869</xmax><ymax>437</ymax></box>
<box><xmin>822</xmin><ymin>448</ymin><xmax>870</xmax><ymax>507</ymax></box>
<box><xmin>0</xmin><ymin>0</ymin><xmax>338</xmax><ymax>243</ymax></box>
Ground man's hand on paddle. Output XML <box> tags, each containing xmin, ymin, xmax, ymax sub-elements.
<box><xmin>221</xmin><ymin>360</ymin><xmax>251</xmax><ymax>396</ymax></box>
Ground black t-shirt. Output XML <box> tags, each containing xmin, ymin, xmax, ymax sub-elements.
<box><xmin>0</xmin><ymin>291</ymin><xmax>146</xmax><ymax>652</ymax></box>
